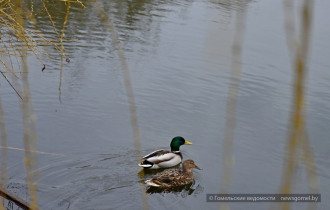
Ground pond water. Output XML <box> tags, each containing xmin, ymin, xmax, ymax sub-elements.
<box><xmin>1</xmin><ymin>0</ymin><xmax>330</xmax><ymax>210</ymax></box>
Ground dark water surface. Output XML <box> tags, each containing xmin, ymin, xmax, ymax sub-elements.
<box><xmin>1</xmin><ymin>0</ymin><xmax>330</xmax><ymax>209</ymax></box>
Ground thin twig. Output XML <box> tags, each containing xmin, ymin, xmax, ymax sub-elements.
<box><xmin>0</xmin><ymin>71</ymin><xmax>23</xmax><ymax>100</ymax></box>
<box><xmin>0</xmin><ymin>186</ymin><xmax>32</xmax><ymax>210</ymax></box>
<box><xmin>0</xmin><ymin>146</ymin><xmax>66</xmax><ymax>157</ymax></box>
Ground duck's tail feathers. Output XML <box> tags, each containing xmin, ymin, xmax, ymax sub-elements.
<box><xmin>145</xmin><ymin>179</ymin><xmax>161</xmax><ymax>187</ymax></box>
<box><xmin>138</xmin><ymin>160</ymin><xmax>153</xmax><ymax>168</ymax></box>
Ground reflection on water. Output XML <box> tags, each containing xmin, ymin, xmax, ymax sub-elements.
<box><xmin>1</xmin><ymin>0</ymin><xmax>330</xmax><ymax>209</ymax></box>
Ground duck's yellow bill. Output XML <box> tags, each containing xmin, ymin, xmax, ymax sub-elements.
<box><xmin>184</xmin><ymin>140</ymin><xmax>192</xmax><ymax>145</ymax></box>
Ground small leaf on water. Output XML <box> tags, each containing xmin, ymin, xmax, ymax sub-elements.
<box><xmin>42</xmin><ymin>64</ymin><xmax>46</xmax><ymax>72</ymax></box>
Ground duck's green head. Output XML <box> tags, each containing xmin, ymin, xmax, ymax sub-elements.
<box><xmin>170</xmin><ymin>136</ymin><xmax>192</xmax><ymax>151</ymax></box>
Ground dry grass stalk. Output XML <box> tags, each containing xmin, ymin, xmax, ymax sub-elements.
<box><xmin>92</xmin><ymin>2</ymin><xmax>149</xmax><ymax>210</ymax></box>
<box><xmin>1</xmin><ymin>0</ymin><xmax>85</xmax><ymax>209</ymax></box>
<box><xmin>219</xmin><ymin>3</ymin><xmax>247</xmax><ymax>210</ymax></box>
<box><xmin>278</xmin><ymin>0</ymin><xmax>319</xmax><ymax>210</ymax></box>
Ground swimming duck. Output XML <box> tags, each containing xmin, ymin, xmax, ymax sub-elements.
<box><xmin>138</xmin><ymin>136</ymin><xmax>192</xmax><ymax>169</ymax></box>
<box><xmin>145</xmin><ymin>159</ymin><xmax>201</xmax><ymax>188</ymax></box>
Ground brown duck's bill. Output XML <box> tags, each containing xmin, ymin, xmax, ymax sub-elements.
<box><xmin>195</xmin><ymin>165</ymin><xmax>202</xmax><ymax>170</ymax></box>
<box><xmin>184</xmin><ymin>140</ymin><xmax>192</xmax><ymax>145</ymax></box>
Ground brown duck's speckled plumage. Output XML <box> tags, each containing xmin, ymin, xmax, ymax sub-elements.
<box><xmin>145</xmin><ymin>159</ymin><xmax>201</xmax><ymax>188</ymax></box>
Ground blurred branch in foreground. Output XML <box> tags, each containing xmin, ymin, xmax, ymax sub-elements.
<box><xmin>219</xmin><ymin>1</ymin><xmax>247</xmax><ymax>210</ymax></box>
<box><xmin>92</xmin><ymin>2</ymin><xmax>149</xmax><ymax>210</ymax></box>
<box><xmin>277</xmin><ymin>0</ymin><xmax>319</xmax><ymax>210</ymax></box>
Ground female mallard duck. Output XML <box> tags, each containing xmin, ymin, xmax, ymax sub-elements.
<box><xmin>138</xmin><ymin>136</ymin><xmax>192</xmax><ymax>169</ymax></box>
<box><xmin>145</xmin><ymin>159</ymin><xmax>201</xmax><ymax>188</ymax></box>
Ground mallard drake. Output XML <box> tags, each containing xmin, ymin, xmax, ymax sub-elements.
<box><xmin>138</xmin><ymin>136</ymin><xmax>192</xmax><ymax>169</ymax></box>
<box><xmin>145</xmin><ymin>159</ymin><xmax>201</xmax><ymax>188</ymax></box>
